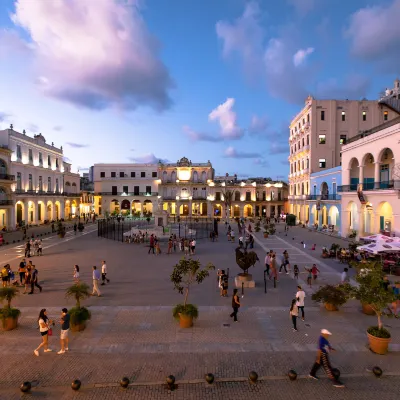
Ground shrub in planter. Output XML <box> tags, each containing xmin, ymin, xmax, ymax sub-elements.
<box><xmin>312</xmin><ymin>284</ymin><xmax>348</xmax><ymax>311</ymax></box>
<box><xmin>57</xmin><ymin>221</ymin><xmax>66</xmax><ymax>238</ymax></box>
<box><xmin>0</xmin><ymin>287</ymin><xmax>21</xmax><ymax>331</ymax></box>
<box><xmin>170</xmin><ymin>258</ymin><xmax>215</xmax><ymax>328</ymax></box>
<box><xmin>345</xmin><ymin>261</ymin><xmax>400</xmax><ymax>354</ymax></box>
<box><xmin>77</xmin><ymin>223</ymin><xmax>85</xmax><ymax>232</ymax></box>
<box><xmin>65</xmin><ymin>283</ymin><xmax>91</xmax><ymax>332</ymax></box>
<box><xmin>286</xmin><ymin>214</ymin><xmax>296</xmax><ymax>226</ymax></box>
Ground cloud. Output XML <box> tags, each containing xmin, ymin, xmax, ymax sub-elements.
<box><xmin>209</xmin><ymin>98</ymin><xmax>244</xmax><ymax>139</ymax></box>
<box><xmin>0</xmin><ymin>112</ymin><xmax>11</xmax><ymax>122</ymax></box>
<box><xmin>316</xmin><ymin>74</ymin><xmax>370</xmax><ymax>100</ymax></box>
<box><xmin>224</xmin><ymin>146</ymin><xmax>262</xmax><ymax>159</ymax></box>
<box><xmin>0</xmin><ymin>29</ymin><xmax>31</xmax><ymax>58</ymax></box>
<box><xmin>287</xmin><ymin>0</ymin><xmax>315</xmax><ymax>16</ymax></box>
<box><xmin>280</xmin><ymin>160</ymin><xmax>289</xmax><ymax>165</ymax></box>
<box><xmin>65</xmin><ymin>142</ymin><xmax>90</xmax><ymax>148</ymax></box>
<box><xmin>254</xmin><ymin>158</ymin><xmax>270</xmax><ymax>167</ymax></box>
<box><xmin>182</xmin><ymin>126</ymin><xmax>222</xmax><ymax>142</ymax></box>
<box><xmin>128</xmin><ymin>153</ymin><xmax>169</xmax><ymax>164</ymax></box>
<box><xmin>345</xmin><ymin>0</ymin><xmax>400</xmax><ymax>72</ymax></box>
<box><xmin>53</xmin><ymin>125</ymin><xmax>63</xmax><ymax>131</ymax></box>
<box><xmin>11</xmin><ymin>0</ymin><xmax>174</xmax><ymax>111</ymax></box>
<box><xmin>26</xmin><ymin>123</ymin><xmax>39</xmax><ymax>133</ymax></box>
<box><xmin>293</xmin><ymin>47</ymin><xmax>314</xmax><ymax>67</ymax></box>
<box><xmin>248</xmin><ymin>115</ymin><xmax>269</xmax><ymax>135</ymax></box>
<box><xmin>270</xmin><ymin>141</ymin><xmax>288</xmax><ymax>154</ymax></box>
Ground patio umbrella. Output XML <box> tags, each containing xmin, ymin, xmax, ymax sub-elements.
<box><xmin>357</xmin><ymin>242</ymin><xmax>400</xmax><ymax>254</ymax></box>
<box><xmin>359</xmin><ymin>234</ymin><xmax>400</xmax><ymax>242</ymax></box>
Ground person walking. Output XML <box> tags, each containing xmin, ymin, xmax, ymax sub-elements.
<box><xmin>293</xmin><ymin>264</ymin><xmax>299</xmax><ymax>280</ymax></box>
<box><xmin>91</xmin><ymin>266</ymin><xmax>101</xmax><ymax>297</ymax></box>
<box><xmin>191</xmin><ymin>239</ymin><xmax>196</xmax><ymax>254</ymax></box>
<box><xmin>148</xmin><ymin>234</ymin><xmax>155</xmax><ymax>254</ymax></box>
<box><xmin>1</xmin><ymin>265</ymin><xmax>9</xmax><ymax>287</ymax></box>
<box><xmin>289</xmin><ymin>299</ymin><xmax>299</xmax><ymax>331</ymax></box>
<box><xmin>34</xmin><ymin>309</ymin><xmax>53</xmax><ymax>356</ymax></box>
<box><xmin>101</xmin><ymin>260</ymin><xmax>110</xmax><ymax>285</ymax></box>
<box><xmin>279</xmin><ymin>251</ymin><xmax>288</xmax><ymax>274</ymax></box>
<box><xmin>296</xmin><ymin>285</ymin><xmax>306</xmax><ymax>321</ymax></box>
<box><xmin>305</xmin><ymin>266</ymin><xmax>313</xmax><ymax>288</ymax></box>
<box><xmin>309</xmin><ymin>329</ymin><xmax>344</xmax><ymax>388</ymax></box>
<box><xmin>341</xmin><ymin>268</ymin><xmax>349</xmax><ymax>284</ymax></box>
<box><xmin>264</xmin><ymin>251</ymin><xmax>272</xmax><ymax>278</ymax></box>
<box><xmin>230</xmin><ymin>289</ymin><xmax>241</xmax><ymax>322</ymax></box>
<box><xmin>221</xmin><ymin>270</ymin><xmax>228</xmax><ymax>297</ymax></box>
<box><xmin>18</xmin><ymin>261</ymin><xmax>26</xmax><ymax>286</ymax></box>
<box><xmin>24</xmin><ymin>241</ymin><xmax>31</xmax><ymax>258</ymax></box>
<box><xmin>37</xmin><ymin>239</ymin><xmax>43</xmax><ymax>256</ymax></box>
<box><xmin>270</xmin><ymin>254</ymin><xmax>278</xmax><ymax>286</ymax></box>
<box><xmin>73</xmin><ymin>223</ymin><xmax>77</xmax><ymax>235</ymax></box>
<box><xmin>23</xmin><ymin>267</ymin><xmax>31</xmax><ymax>294</ymax></box>
<box><xmin>73</xmin><ymin>265</ymin><xmax>80</xmax><ymax>284</ymax></box>
<box><xmin>57</xmin><ymin>308</ymin><xmax>70</xmax><ymax>354</ymax></box>
<box><xmin>29</xmin><ymin>265</ymin><xmax>42</xmax><ymax>294</ymax></box>
<box><xmin>312</xmin><ymin>264</ymin><xmax>320</xmax><ymax>281</ymax></box>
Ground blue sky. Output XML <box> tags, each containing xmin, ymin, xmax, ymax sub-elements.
<box><xmin>0</xmin><ymin>0</ymin><xmax>399</xmax><ymax>178</ymax></box>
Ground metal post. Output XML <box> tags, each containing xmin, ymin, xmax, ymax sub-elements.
<box><xmin>241</xmin><ymin>281</ymin><xmax>244</xmax><ymax>296</ymax></box>
<box><xmin>273</xmin><ymin>277</ymin><xmax>276</xmax><ymax>288</ymax></box>
<box><xmin>227</xmin><ymin>268</ymin><xmax>230</xmax><ymax>279</ymax></box>
<box><xmin>264</xmin><ymin>271</ymin><xmax>267</xmax><ymax>294</ymax></box>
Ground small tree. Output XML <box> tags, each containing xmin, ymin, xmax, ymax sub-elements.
<box><xmin>0</xmin><ymin>287</ymin><xmax>19</xmax><ymax>309</ymax></box>
<box><xmin>57</xmin><ymin>220</ymin><xmax>66</xmax><ymax>236</ymax></box>
<box><xmin>65</xmin><ymin>283</ymin><xmax>91</xmax><ymax>328</ymax></box>
<box><xmin>170</xmin><ymin>258</ymin><xmax>215</xmax><ymax>319</ymax></box>
<box><xmin>66</xmin><ymin>283</ymin><xmax>91</xmax><ymax>308</ymax></box>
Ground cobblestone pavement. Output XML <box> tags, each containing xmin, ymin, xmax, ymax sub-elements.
<box><xmin>0</xmin><ymin>222</ymin><xmax>399</xmax><ymax>399</ymax></box>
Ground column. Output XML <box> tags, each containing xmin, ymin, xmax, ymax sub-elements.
<box><xmin>23</xmin><ymin>202</ymin><xmax>29</xmax><ymax>226</ymax></box>
<box><xmin>31</xmin><ymin>201</ymin><xmax>38</xmax><ymax>225</ymax></box>
<box><xmin>60</xmin><ymin>200</ymin><xmax>65</xmax><ymax>219</ymax></box>
<box><xmin>9</xmin><ymin>205</ymin><xmax>16</xmax><ymax>230</ymax></box>
<box><xmin>188</xmin><ymin>200</ymin><xmax>192</xmax><ymax>216</ymax></box>
<box><xmin>359</xmin><ymin>165</ymin><xmax>364</xmax><ymax>188</ymax></box>
<box><xmin>240</xmin><ymin>204</ymin><xmax>244</xmax><ymax>218</ymax></box>
<box><xmin>342</xmin><ymin>210</ymin><xmax>350</xmax><ymax>237</ymax></box>
<box><xmin>207</xmin><ymin>201</ymin><xmax>212</xmax><ymax>218</ymax></box>
<box><xmin>393</xmin><ymin>214</ymin><xmax>400</xmax><ymax>236</ymax></box>
<box><xmin>374</xmin><ymin>162</ymin><xmax>381</xmax><ymax>189</ymax></box>
<box><xmin>357</xmin><ymin>210</ymin><xmax>364</xmax><ymax>237</ymax></box>
<box><xmin>176</xmin><ymin>201</ymin><xmax>180</xmax><ymax>217</ymax></box>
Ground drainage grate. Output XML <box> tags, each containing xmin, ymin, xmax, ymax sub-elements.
<box><xmin>305</xmin><ymin>324</ymin><xmax>311</xmax><ymax>327</ymax></box>
<box><xmin>223</xmin><ymin>324</ymin><xmax>230</xmax><ymax>327</ymax></box>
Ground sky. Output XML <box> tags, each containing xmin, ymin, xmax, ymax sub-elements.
<box><xmin>0</xmin><ymin>0</ymin><xmax>399</xmax><ymax>179</ymax></box>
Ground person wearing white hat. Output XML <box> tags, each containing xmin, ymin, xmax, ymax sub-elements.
<box><xmin>309</xmin><ymin>329</ymin><xmax>344</xmax><ymax>388</ymax></box>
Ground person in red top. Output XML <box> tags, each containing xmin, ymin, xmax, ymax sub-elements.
<box><xmin>148</xmin><ymin>234</ymin><xmax>155</xmax><ymax>254</ymax></box>
<box><xmin>311</xmin><ymin>264</ymin><xmax>320</xmax><ymax>281</ymax></box>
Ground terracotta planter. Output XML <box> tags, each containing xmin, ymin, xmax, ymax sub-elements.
<box><xmin>1</xmin><ymin>316</ymin><xmax>18</xmax><ymax>331</ymax></box>
<box><xmin>324</xmin><ymin>303</ymin><xmax>338</xmax><ymax>311</ymax></box>
<box><xmin>321</xmin><ymin>253</ymin><xmax>329</xmax><ymax>258</ymax></box>
<box><xmin>178</xmin><ymin>314</ymin><xmax>193</xmax><ymax>328</ymax></box>
<box><xmin>70</xmin><ymin>321</ymin><xmax>86</xmax><ymax>332</ymax></box>
<box><xmin>362</xmin><ymin>303</ymin><xmax>375</xmax><ymax>315</ymax></box>
<box><xmin>263</xmin><ymin>234</ymin><xmax>268</xmax><ymax>238</ymax></box>
<box><xmin>367</xmin><ymin>332</ymin><xmax>391</xmax><ymax>355</ymax></box>
<box><xmin>58</xmin><ymin>233</ymin><xmax>65</xmax><ymax>238</ymax></box>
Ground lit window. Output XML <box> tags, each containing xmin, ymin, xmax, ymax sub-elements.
<box><xmin>362</xmin><ymin>111</ymin><xmax>366</xmax><ymax>121</ymax></box>
<box><xmin>384</xmin><ymin>111</ymin><xmax>388</xmax><ymax>121</ymax></box>
<box><xmin>319</xmin><ymin>159</ymin><xmax>326</xmax><ymax>168</ymax></box>
<box><xmin>340</xmin><ymin>135</ymin><xmax>347</xmax><ymax>145</ymax></box>
<box><xmin>341</xmin><ymin>111</ymin><xmax>346</xmax><ymax>121</ymax></box>
<box><xmin>319</xmin><ymin>134</ymin><xmax>326</xmax><ymax>144</ymax></box>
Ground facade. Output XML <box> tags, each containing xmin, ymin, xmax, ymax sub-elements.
<box><xmin>339</xmin><ymin>116</ymin><xmax>400</xmax><ymax>237</ymax></box>
<box><xmin>80</xmin><ymin>173</ymin><xmax>94</xmax><ymax>216</ymax></box>
<box><xmin>288</xmin><ymin>93</ymin><xmax>398</xmax><ymax>224</ymax></box>
<box><xmin>94</xmin><ymin>157</ymin><xmax>289</xmax><ymax>218</ymax></box>
<box><xmin>93</xmin><ymin>163</ymin><xmax>159</xmax><ymax>217</ymax></box>
<box><xmin>0</xmin><ymin>127</ymin><xmax>80</xmax><ymax>229</ymax></box>
<box><xmin>308</xmin><ymin>166</ymin><xmax>342</xmax><ymax>235</ymax></box>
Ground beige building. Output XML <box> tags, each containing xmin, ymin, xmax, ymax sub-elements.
<box><xmin>288</xmin><ymin>92</ymin><xmax>399</xmax><ymax>224</ymax></box>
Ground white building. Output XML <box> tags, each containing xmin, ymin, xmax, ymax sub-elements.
<box><xmin>93</xmin><ymin>163</ymin><xmax>159</xmax><ymax>216</ymax></box>
<box><xmin>339</xmin><ymin>116</ymin><xmax>400</xmax><ymax>237</ymax></box>
<box><xmin>0</xmin><ymin>126</ymin><xmax>80</xmax><ymax>229</ymax></box>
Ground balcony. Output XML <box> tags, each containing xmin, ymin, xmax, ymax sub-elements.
<box><xmin>338</xmin><ymin>181</ymin><xmax>400</xmax><ymax>192</ymax></box>
<box><xmin>98</xmin><ymin>191</ymin><xmax>158</xmax><ymax>196</ymax></box>
<box><xmin>306</xmin><ymin>194</ymin><xmax>341</xmax><ymax>201</ymax></box>
<box><xmin>0</xmin><ymin>173</ymin><xmax>15</xmax><ymax>181</ymax></box>
<box><xmin>0</xmin><ymin>199</ymin><xmax>14</xmax><ymax>206</ymax></box>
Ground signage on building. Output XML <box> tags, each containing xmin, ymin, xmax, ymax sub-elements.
<box><xmin>357</xmin><ymin>184</ymin><xmax>367</xmax><ymax>205</ymax></box>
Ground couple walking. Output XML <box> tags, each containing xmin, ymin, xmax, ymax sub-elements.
<box><xmin>91</xmin><ymin>261</ymin><xmax>110</xmax><ymax>297</ymax></box>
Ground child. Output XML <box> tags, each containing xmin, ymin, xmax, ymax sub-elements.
<box><xmin>305</xmin><ymin>267</ymin><xmax>312</xmax><ymax>288</ymax></box>
<box><xmin>289</xmin><ymin>299</ymin><xmax>298</xmax><ymax>331</ymax></box>
<box><xmin>156</xmin><ymin>242</ymin><xmax>161</xmax><ymax>255</ymax></box>
<box><xmin>293</xmin><ymin>264</ymin><xmax>299</xmax><ymax>280</ymax></box>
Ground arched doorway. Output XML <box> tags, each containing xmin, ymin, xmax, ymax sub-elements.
<box><xmin>71</xmin><ymin>200</ymin><xmax>77</xmax><ymax>216</ymax></box>
<box><xmin>132</xmin><ymin>200</ymin><xmax>141</xmax><ymax>216</ymax></box>
<box><xmin>38</xmin><ymin>201</ymin><xmax>44</xmax><ymax>222</ymax></box>
<box><xmin>347</xmin><ymin>201</ymin><xmax>358</xmax><ymax>231</ymax></box>
<box><xmin>213</xmin><ymin>204</ymin><xmax>222</xmax><ymax>217</ymax></box>
<box><xmin>361</xmin><ymin>153</ymin><xmax>375</xmax><ymax>190</ymax></box>
<box><xmin>47</xmin><ymin>202</ymin><xmax>53</xmax><ymax>221</ymax></box>
<box><xmin>377</xmin><ymin>201</ymin><xmax>393</xmax><ymax>233</ymax></box>
<box><xmin>377</xmin><ymin>148</ymin><xmax>395</xmax><ymax>188</ymax></box>
<box><xmin>233</xmin><ymin>204</ymin><xmax>240</xmax><ymax>217</ymax></box>
<box><xmin>200</xmin><ymin>202</ymin><xmax>207</xmax><ymax>216</ymax></box>
<box><xmin>111</xmin><ymin>199</ymin><xmax>120</xmax><ymax>214</ymax></box>
<box><xmin>180</xmin><ymin>204</ymin><xmax>189</xmax><ymax>216</ymax></box>
<box><xmin>328</xmin><ymin>206</ymin><xmax>339</xmax><ymax>227</ymax></box>
<box><xmin>65</xmin><ymin>200</ymin><xmax>71</xmax><ymax>219</ymax></box>
<box><xmin>55</xmin><ymin>201</ymin><xmax>61</xmax><ymax>220</ymax></box>
<box><xmin>349</xmin><ymin>158</ymin><xmax>359</xmax><ymax>190</ymax></box>
<box><xmin>143</xmin><ymin>200</ymin><xmax>153</xmax><ymax>216</ymax></box>
<box><xmin>28</xmin><ymin>201</ymin><xmax>35</xmax><ymax>224</ymax></box>
<box><xmin>363</xmin><ymin>203</ymin><xmax>374</xmax><ymax>234</ymax></box>
<box><xmin>0</xmin><ymin>159</ymin><xmax>7</xmax><ymax>175</ymax></box>
<box><xmin>321</xmin><ymin>182</ymin><xmax>329</xmax><ymax>199</ymax></box>
<box><xmin>16</xmin><ymin>201</ymin><xmax>24</xmax><ymax>226</ymax></box>
<box><xmin>121</xmin><ymin>199</ymin><xmax>131</xmax><ymax>213</ymax></box>
<box><xmin>244</xmin><ymin>204</ymin><xmax>253</xmax><ymax>217</ymax></box>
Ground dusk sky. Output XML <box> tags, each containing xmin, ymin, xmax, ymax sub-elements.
<box><xmin>0</xmin><ymin>0</ymin><xmax>399</xmax><ymax>178</ymax></box>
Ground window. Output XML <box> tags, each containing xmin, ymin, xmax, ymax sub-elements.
<box><xmin>28</xmin><ymin>174</ymin><xmax>33</xmax><ymax>190</ymax></box>
<box><xmin>56</xmin><ymin>178</ymin><xmax>59</xmax><ymax>192</ymax></box>
<box><xmin>298</xmin><ymin>122</ymin><xmax>300</xmax><ymax>129</ymax></box>
<box><xmin>294</xmin><ymin>163</ymin><xmax>296</xmax><ymax>172</ymax></box>
<box><xmin>17</xmin><ymin>172</ymin><xmax>21</xmax><ymax>190</ymax></box>
<box><xmin>307</xmin><ymin>135</ymin><xmax>309</xmax><ymax>145</ymax></box>
<box><xmin>340</xmin><ymin>135</ymin><xmax>347</xmax><ymax>145</ymax></box>
<box><xmin>319</xmin><ymin>158</ymin><xmax>326</xmax><ymax>168</ymax></box>
<box><xmin>384</xmin><ymin>111</ymin><xmax>388</xmax><ymax>121</ymax></box>
<box><xmin>302</xmin><ymin>118</ymin><xmax>305</xmax><ymax>125</ymax></box>
<box><xmin>131</xmin><ymin>172</ymin><xmax>135</xmax><ymax>178</ymax></box>
<box><xmin>39</xmin><ymin>176</ymin><xmax>42</xmax><ymax>191</ymax></box>
<box><xmin>120</xmin><ymin>172</ymin><xmax>124</xmax><ymax>178</ymax></box>
<box><xmin>291</xmin><ymin>147</ymin><xmax>293</xmax><ymax>154</ymax></box>
<box><xmin>341</xmin><ymin>111</ymin><xmax>346</xmax><ymax>121</ymax></box>
<box><xmin>321</xmin><ymin>110</ymin><xmax>325</xmax><ymax>121</ymax></box>
<box><xmin>245</xmin><ymin>191</ymin><xmax>251</xmax><ymax>201</ymax></box>
<box><xmin>48</xmin><ymin>155</ymin><xmax>51</xmax><ymax>168</ymax></box>
<box><xmin>56</xmin><ymin>158</ymin><xmax>59</xmax><ymax>168</ymax></box>
<box><xmin>134</xmin><ymin>186</ymin><xmax>139</xmax><ymax>195</ymax></box>
<box><xmin>362</xmin><ymin>111</ymin><xmax>366</xmax><ymax>121</ymax></box>
<box><xmin>111</xmin><ymin>172</ymin><xmax>116</xmax><ymax>177</ymax></box>
<box><xmin>141</xmin><ymin>172</ymin><xmax>146</xmax><ymax>178</ymax></box>
<box><xmin>235</xmin><ymin>192</ymin><xmax>240</xmax><ymax>201</ymax></box>
<box><xmin>306</xmin><ymin>158</ymin><xmax>309</xmax><ymax>168</ymax></box>
<box><xmin>302</xmin><ymin>138</ymin><xmax>304</xmax><ymax>147</ymax></box>
<box><xmin>271</xmin><ymin>191</ymin><xmax>275</xmax><ymax>200</ymax></box>
<box><xmin>123</xmin><ymin>185</ymin><xmax>128</xmax><ymax>193</ymax></box>
<box><xmin>29</xmin><ymin>149</ymin><xmax>33</xmax><ymax>162</ymax></box>
<box><xmin>39</xmin><ymin>152</ymin><xmax>43</xmax><ymax>166</ymax></box>
<box><xmin>262</xmin><ymin>191</ymin><xmax>266</xmax><ymax>201</ymax></box>
<box><xmin>290</xmin><ymin>164</ymin><xmax>293</xmax><ymax>174</ymax></box>
<box><xmin>294</xmin><ymin>144</ymin><xmax>297</xmax><ymax>151</ymax></box>
<box><xmin>215</xmin><ymin>192</ymin><xmax>221</xmax><ymax>201</ymax></box>
<box><xmin>146</xmin><ymin>186</ymin><xmax>151</xmax><ymax>195</ymax></box>
<box><xmin>307</xmin><ymin>114</ymin><xmax>310</xmax><ymax>122</ymax></box>
<box><xmin>332</xmin><ymin>182</ymin><xmax>337</xmax><ymax>194</ymax></box>
<box><xmin>152</xmin><ymin>172</ymin><xmax>157</xmax><ymax>178</ymax></box>
<box><xmin>319</xmin><ymin>134</ymin><xmax>326</xmax><ymax>144</ymax></box>
<box><xmin>100</xmin><ymin>172</ymin><xmax>105</xmax><ymax>178</ymax></box>
<box><xmin>111</xmin><ymin>186</ymin><xmax>117</xmax><ymax>195</ymax></box>
<box><xmin>48</xmin><ymin>177</ymin><xmax>52</xmax><ymax>192</ymax></box>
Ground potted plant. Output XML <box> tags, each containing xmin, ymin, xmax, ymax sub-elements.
<box><xmin>65</xmin><ymin>283</ymin><xmax>91</xmax><ymax>332</ymax></box>
<box><xmin>0</xmin><ymin>287</ymin><xmax>21</xmax><ymax>331</ymax></box>
<box><xmin>57</xmin><ymin>221</ymin><xmax>66</xmax><ymax>238</ymax></box>
<box><xmin>78</xmin><ymin>222</ymin><xmax>85</xmax><ymax>232</ymax></box>
<box><xmin>268</xmin><ymin>223</ymin><xmax>276</xmax><ymax>235</ymax></box>
<box><xmin>312</xmin><ymin>284</ymin><xmax>348</xmax><ymax>311</ymax></box>
<box><xmin>170</xmin><ymin>258</ymin><xmax>215</xmax><ymax>328</ymax></box>
<box><xmin>321</xmin><ymin>246</ymin><xmax>330</xmax><ymax>258</ymax></box>
<box><xmin>346</xmin><ymin>261</ymin><xmax>399</xmax><ymax>355</ymax></box>
<box><xmin>254</xmin><ymin>221</ymin><xmax>261</xmax><ymax>232</ymax></box>
<box><xmin>286</xmin><ymin>214</ymin><xmax>296</xmax><ymax>226</ymax></box>
<box><xmin>263</xmin><ymin>224</ymin><xmax>269</xmax><ymax>238</ymax></box>
<box><xmin>348</xmin><ymin>230</ymin><xmax>357</xmax><ymax>239</ymax></box>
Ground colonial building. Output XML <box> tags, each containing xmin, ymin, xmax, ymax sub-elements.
<box><xmin>0</xmin><ymin>126</ymin><xmax>80</xmax><ymax>229</ymax></box>
<box><xmin>339</xmin><ymin>116</ymin><xmax>400</xmax><ymax>237</ymax></box>
<box><xmin>80</xmin><ymin>173</ymin><xmax>94</xmax><ymax>216</ymax></box>
<box><xmin>308</xmin><ymin>166</ymin><xmax>342</xmax><ymax>235</ymax></box>
<box><xmin>92</xmin><ymin>163</ymin><xmax>159</xmax><ymax>217</ymax></box>
<box><xmin>288</xmin><ymin>92</ymin><xmax>399</xmax><ymax>225</ymax></box>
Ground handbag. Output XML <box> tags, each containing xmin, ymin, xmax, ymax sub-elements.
<box><xmin>47</xmin><ymin>328</ymin><xmax>53</xmax><ymax>336</ymax></box>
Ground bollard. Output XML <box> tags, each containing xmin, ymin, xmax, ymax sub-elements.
<box><xmin>120</xmin><ymin>377</ymin><xmax>130</xmax><ymax>388</ymax></box>
<box><xmin>241</xmin><ymin>282</ymin><xmax>244</xmax><ymax>296</ymax></box>
<box><xmin>288</xmin><ymin>370</ymin><xmax>297</xmax><ymax>381</ymax></box>
<box><xmin>20</xmin><ymin>382</ymin><xmax>31</xmax><ymax>393</ymax></box>
<box><xmin>227</xmin><ymin>268</ymin><xmax>230</xmax><ymax>279</ymax></box>
<box><xmin>273</xmin><ymin>277</ymin><xmax>276</xmax><ymax>288</ymax></box>
<box><xmin>248</xmin><ymin>371</ymin><xmax>258</xmax><ymax>383</ymax></box>
<box><xmin>166</xmin><ymin>375</ymin><xmax>176</xmax><ymax>391</ymax></box>
<box><xmin>264</xmin><ymin>271</ymin><xmax>267</xmax><ymax>294</ymax></box>
<box><xmin>373</xmin><ymin>366</ymin><xmax>383</xmax><ymax>378</ymax></box>
<box><xmin>205</xmin><ymin>373</ymin><xmax>214</xmax><ymax>384</ymax></box>
<box><xmin>332</xmin><ymin>368</ymin><xmax>340</xmax><ymax>380</ymax></box>
<box><xmin>71</xmin><ymin>380</ymin><xmax>81</xmax><ymax>391</ymax></box>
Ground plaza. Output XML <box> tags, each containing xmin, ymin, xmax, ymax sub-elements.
<box><xmin>0</xmin><ymin>222</ymin><xmax>399</xmax><ymax>399</ymax></box>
